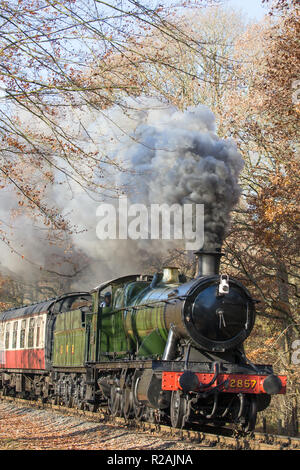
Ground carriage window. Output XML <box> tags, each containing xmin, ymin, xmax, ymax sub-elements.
<box><xmin>5</xmin><ymin>323</ymin><xmax>10</xmax><ymax>349</ymax></box>
<box><xmin>28</xmin><ymin>318</ymin><xmax>35</xmax><ymax>348</ymax></box>
<box><xmin>0</xmin><ymin>325</ymin><xmax>4</xmax><ymax>362</ymax></box>
<box><xmin>20</xmin><ymin>320</ymin><xmax>26</xmax><ymax>348</ymax></box>
<box><xmin>12</xmin><ymin>321</ymin><xmax>18</xmax><ymax>349</ymax></box>
<box><xmin>36</xmin><ymin>319</ymin><xmax>41</xmax><ymax>347</ymax></box>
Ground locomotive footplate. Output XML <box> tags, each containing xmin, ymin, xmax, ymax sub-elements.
<box><xmin>152</xmin><ymin>360</ymin><xmax>273</xmax><ymax>374</ymax></box>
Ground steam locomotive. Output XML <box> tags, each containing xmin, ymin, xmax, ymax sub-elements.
<box><xmin>0</xmin><ymin>250</ymin><xmax>286</xmax><ymax>431</ymax></box>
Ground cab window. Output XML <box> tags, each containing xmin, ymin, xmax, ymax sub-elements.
<box><xmin>99</xmin><ymin>286</ymin><xmax>112</xmax><ymax>309</ymax></box>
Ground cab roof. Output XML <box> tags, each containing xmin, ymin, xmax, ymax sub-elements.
<box><xmin>91</xmin><ymin>274</ymin><xmax>153</xmax><ymax>293</ymax></box>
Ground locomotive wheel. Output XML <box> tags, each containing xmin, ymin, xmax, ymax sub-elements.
<box><xmin>170</xmin><ymin>390</ymin><xmax>188</xmax><ymax>429</ymax></box>
<box><xmin>109</xmin><ymin>386</ymin><xmax>122</xmax><ymax>417</ymax></box>
<box><xmin>74</xmin><ymin>395</ymin><xmax>85</xmax><ymax>410</ymax></box>
<box><xmin>132</xmin><ymin>376</ymin><xmax>144</xmax><ymax>421</ymax></box>
<box><xmin>73</xmin><ymin>380</ymin><xmax>86</xmax><ymax>410</ymax></box>
<box><xmin>122</xmin><ymin>388</ymin><xmax>134</xmax><ymax>419</ymax></box>
<box><xmin>242</xmin><ymin>396</ymin><xmax>257</xmax><ymax>432</ymax></box>
<box><xmin>63</xmin><ymin>386</ymin><xmax>73</xmax><ymax>408</ymax></box>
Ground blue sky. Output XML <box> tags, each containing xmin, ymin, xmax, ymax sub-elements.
<box><xmin>224</xmin><ymin>0</ymin><xmax>269</xmax><ymax>20</ymax></box>
<box><xmin>163</xmin><ymin>0</ymin><xmax>270</xmax><ymax>22</ymax></box>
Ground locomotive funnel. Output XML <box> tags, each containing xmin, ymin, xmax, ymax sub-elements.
<box><xmin>194</xmin><ymin>249</ymin><xmax>224</xmax><ymax>277</ymax></box>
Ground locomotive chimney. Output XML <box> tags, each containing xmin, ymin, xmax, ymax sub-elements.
<box><xmin>194</xmin><ymin>249</ymin><xmax>224</xmax><ymax>277</ymax></box>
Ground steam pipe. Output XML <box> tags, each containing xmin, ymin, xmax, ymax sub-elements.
<box><xmin>162</xmin><ymin>324</ymin><xmax>179</xmax><ymax>361</ymax></box>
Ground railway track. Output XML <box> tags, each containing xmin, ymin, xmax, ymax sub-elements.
<box><xmin>0</xmin><ymin>394</ymin><xmax>299</xmax><ymax>450</ymax></box>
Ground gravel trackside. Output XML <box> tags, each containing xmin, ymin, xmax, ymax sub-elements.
<box><xmin>0</xmin><ymin>401</ymin><xmax>214</xmax><ymax>450</ymax></box>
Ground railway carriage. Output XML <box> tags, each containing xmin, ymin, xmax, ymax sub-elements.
<box><xmin>0</xmin><ymin>300</ymin><xmax>52</xmax><ymax>371</ymax></box>
<box><xmin>0</xmin><ymin>293</ymin><xmax>91</xmax><ymax>398</ymax></box>
<box><xmin>0</xmin><ymin>251</ymin><xmax>287</xmax><ymax>432</ymax></box>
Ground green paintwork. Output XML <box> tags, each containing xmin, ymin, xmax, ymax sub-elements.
<box><xmin>52</xmin><ymin>276</ymin><xmax>182</xmax><ymax>367</ymax></box>
<box><xmin>53</xmin><ymin>309</ymin><xmax>85</xmax><ymax>367</ymax></box>
<box><xmin>96</xmin><ymin>280</ymin><xmax>176</xmax><ymax>360</ymax></box>
<box><xmin>137</xmin><ymin>329</ymin><xmax>166</xmax><ymax>358</ymax></box>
